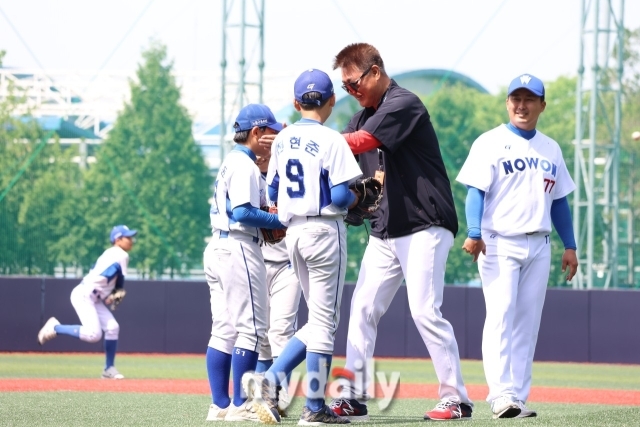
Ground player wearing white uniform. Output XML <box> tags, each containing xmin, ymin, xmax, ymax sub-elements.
<box><xmin>456</xmin><ymin>74</ymin><xmax>578</xmax><ymax>419</ymax></box>
<box><xmin>37</xmin><ymin>225</ymin><xmax>137</xmax><ymax>379</ymax></box>
<box><xmin>329</xmin><ymin>43</ymin><xmax>472</xmax><ymax>422</ymax></box>
<box><xmin>255</xmin><ymin>155</ymin><xmax>302</xmax><ymax>418</ymax></box>
<box><xmin>246</xmin><ymin>69</ymin><xmax>362</xmax><ymax>425</ymax></box>
<box><xmin>204</xmin><ymin>104</ymin><xmax>286</xmax><ymax>422</ymax></box>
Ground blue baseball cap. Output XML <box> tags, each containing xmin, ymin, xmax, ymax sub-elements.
<box><xmin>233</xmin><ymin>104</ymin><xmax>283</xmax><ymax>133</ymax></box>
<box><xmin>294</xmin><ymin>69</ymin><xmax>335</xmax><ymax>106</ymax></box>
<box><xmin>110</xmin><ymin>225</ymin><xmax>137</xmax><ymax>243</ymax></box>
<box><xmin>507</xmin><ymin>74</ymin><xmax>545</xmax><ymax>97</ymax></box>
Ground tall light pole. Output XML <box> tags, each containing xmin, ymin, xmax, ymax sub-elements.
<box><xmin>629</xmin><ymin>131</ymin><xmax>640</xmax><ymax>286</ymax></box>
<box><xmin>573</xmin><ymin>0</ymin><xmax>625</xmax><ymax>289</ymax></box>
<box><xmin>219</xmin><ymin>0</ymin><xmax>265</xmax><ymax>164</ymax></box>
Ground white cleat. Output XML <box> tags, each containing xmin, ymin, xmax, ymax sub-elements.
<box><xmin>491</xmin><ymin>395</ymin><xmax>521</xmax><ymax>419</ymax></box>
<box><xmin>37</xmin><ymin>317</ymin><xmax>60</xmax><ymax>345</ymax></box>
<box><xmin>515</xmin><ymin>400</ymin><xmax>537</xmax><ymax>418</ymax></box>
<box><xmin>206</xmin><ymin>403</ymin><xmax>228</xmax><ymax>421</ymax></box>
<box><xmin>101</xmin><ymin>366</ymin><xmax>125</xmax><ymax>379</ymax></box>
<box><xmin>224</xmin><ymin>400</ymin><xmax>260</xmax><ymax>422</ymax></box>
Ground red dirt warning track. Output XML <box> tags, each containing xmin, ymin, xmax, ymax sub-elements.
<box><xmin>2</xmin><ymin>379</ymin><xmax>639</xmax><ymax>405</ymax></box>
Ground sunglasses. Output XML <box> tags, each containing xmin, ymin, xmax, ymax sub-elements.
<box><xmin>341</xmin><ymin>66</ymin><xmax>373</xmax><ymax>93</ymax></box>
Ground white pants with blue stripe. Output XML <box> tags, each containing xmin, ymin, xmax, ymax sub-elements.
<box><xmin>205</xmin><ymin>231</ymin><xmax>268</xmax><ymax>354</ymax></box>
<box><xmin>286</xmin><ymin>216</ymin><xmax>347</xmax><ymax>354</ymax></box>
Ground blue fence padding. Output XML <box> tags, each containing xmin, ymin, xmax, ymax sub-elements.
<box><xmin>2</xmin><ymin>277</ymin><xmax>640</xmax><ymax>363</ymax></box>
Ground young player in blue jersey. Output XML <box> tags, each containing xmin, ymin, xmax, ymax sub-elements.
<box><xmin>245</xmin><ymin>68</ymin><xmax>363</xmax><ymax>425</ymax></box>
<box><xmin>204</xmin><ymin>103</ymin><xmax>287</xmax><ymax>422</ymax></box>
<box><xmin>37</xmin><ymin>225</ymin><xmax>138</xmax><ymax>379</ymax></box>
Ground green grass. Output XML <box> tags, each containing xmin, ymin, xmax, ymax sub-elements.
<box><xmin>0</xmin><ymin>393</ymin><xmax>637</xmax><ymax>427</ymax></box>
<box><xmin>1</xmin><ymin>353</ymin><xmax>640</xmax><ymax>426</ymax></box>
<box><xmin>3</xmin><ymin>353</ymin><xmax>640</xmax><ymax>390</ymax></box>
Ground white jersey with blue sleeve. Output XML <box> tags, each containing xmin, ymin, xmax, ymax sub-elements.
<box><xmin>266</xmin><ymin>120</ymin><xmax>362</xmax><ymax>225</ymax></box>
<box><xmin>80</xmin><ymin>246</ymin><xmax>129</xmax><ymax>300</ymax></box>
<box><xmin>456</xmin><ymin>124</ymin><xmax>575</xmax><ymax>236</ymax></box>
<box><xmin>210</xmin><ymin>147</ymin><xmax>265</xmax><ymax>239</ymax></box>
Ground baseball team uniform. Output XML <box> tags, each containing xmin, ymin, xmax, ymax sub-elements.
<box><xmin>331</xmin><ymin>79</ymin><xmax>472</xmax><ymax>417</ymax></box>
<box><xmin>259</xmin><ymin>241</ymin><xmax>301</xmax><ymax>364</ymax></box>
<box><xmin>37</xmin><ymin>225</ymin><xmax>137</xmax><ymax>379</ymax></box>
<box><xmin>248</xmin><ymin>69</ymin><xmax>362</xmax><ymax>425</ymax></box>
<box><xmin>258</xmin><ymin>183</ymin><xmax>301</xmax><ymax>363</ymax></box>
<box><xmin>204</xmin><ymin>104</ymin><xmax>285</xmax><ymax>422</ymax></box>
<box><xmin>456</xmin><ymin>124</ymin><xmax>575</xmax><ymax>406</ymax></box>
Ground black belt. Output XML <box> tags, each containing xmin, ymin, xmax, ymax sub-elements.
<box><xmin>525</xmin><ymin>232</ymin><xmax>538</xmax><ymax>235</ymax></box>
<box><xmin>220</xmin><ymin>230</ymin><xmax>259</xmax><ymax>243</ymax></box>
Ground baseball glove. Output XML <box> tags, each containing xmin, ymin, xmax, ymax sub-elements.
<box><xmin>345</xmin><ymin>177</ymin><xmax>383</xmax><ymax>227</ymax></box>
<box><xmin>260</xmin><ymin>206</ymin><xmax>287</xmax><ymax>245</ymax></box>
<box><xmin>105</xmin><ymin>288</ymin><xmax>126</xmax><ymax>310</ymax></box>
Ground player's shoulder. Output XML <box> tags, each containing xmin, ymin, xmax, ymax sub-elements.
<box><xmin>386</xmin><ymin>82</ymin><xmax>423</xmax><ymax>107</ymax></box>
<box><xmin>533</xmin><ymin>129</ymin><xmax>562</xmax><ymax>147</ymax></box>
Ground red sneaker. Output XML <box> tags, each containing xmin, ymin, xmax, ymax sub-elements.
<box><xmin>423</xmin><ymin>399</ymin><xmax>472</xmax><ymax>421</ymax></box>
<box><xmin>329</xmin><ymin>398</ymin><xmax>370</xmax><ymax>421</ymax></box>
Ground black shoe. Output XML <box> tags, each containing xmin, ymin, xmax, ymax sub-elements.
<box><xmin>328</xmin><ymin>398</ymin><xmax>369</xmax><ymax>421</ymax></box>
<box><xmin>299</xmin><ymin>404</ymin><xmax>351</xmax><ymax>425</ymax></box>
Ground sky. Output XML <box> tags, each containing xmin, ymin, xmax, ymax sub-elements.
<box><xmin>1</xmin><ymin>0</ymin><xmax>638</xmax><ymax>124</ymax></box>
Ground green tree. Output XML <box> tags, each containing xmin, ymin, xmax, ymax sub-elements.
<box><xmin>425</xmin><ymin>83</ymin><xmax>504</xmax><ymax>284</ymax></box>
<box><xmin>0</xmin><ymin>56</ymin><xmax>83</xmax><ymax>274</ymax></box>
<box><xmin>83</xmin><ymin>40</ymin><xmax>212</xmax><ymax>278</ymax></box>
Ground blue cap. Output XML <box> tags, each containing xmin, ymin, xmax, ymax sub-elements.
<box><xmin>233</xmin><ymin>104</ymin><xmax>283</xmax><ymax>133</ymax></box>
<box><xmin>110</xmin><ymin>225</ymin><xmax>137</xmax><ymax>243</ymax></box>
<box><xmin>507</xmin><ymin>74</ymin><xmax>545</xmax><ymax>97</ymax></box>
<box><xmin>294</xmin><ymin>69</ymin><xmax>334</xmax><ymax>106</ymax></box>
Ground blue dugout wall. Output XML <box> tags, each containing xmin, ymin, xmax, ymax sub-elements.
<box><xmin>2</xmin><ymin>277</ymin><xmax>640</xmax><ymax>364</ymax></box>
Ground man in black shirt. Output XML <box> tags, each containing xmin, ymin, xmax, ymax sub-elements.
<box><xmin>328</xmin><ymin>43</ymin><xmax>472</xmax><ymax>422</ymax></box>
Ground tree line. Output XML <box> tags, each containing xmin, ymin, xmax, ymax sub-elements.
<box><xmin>2</xmin><ymin>31</ymin><xmax>639</xmax><ymax>285</ymax></box>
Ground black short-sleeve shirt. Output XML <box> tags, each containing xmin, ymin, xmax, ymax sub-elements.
<box><xmin>344</xmin><ymin>80</ymin><xmax>458</xmax><ymax>238</ymax></box>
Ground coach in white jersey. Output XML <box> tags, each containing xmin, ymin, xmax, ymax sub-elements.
<box><xmin>456</xmin><ymin>74</ymin><xmax>578</xmax><ymax>419</ymax></box>
<box><xmin>247</xmin><ymin>68</ymin><xmax>362</xmax><ymax>425</ymax></box>
<box><xmin>204</xmin><ymin>103</ymin><xmax>287</xmax><ymax>422</ymax></box>
<box><xmin>37</xmin><ymin>225</ymin><xmax>137</xmax><ymax>379</ymax></box>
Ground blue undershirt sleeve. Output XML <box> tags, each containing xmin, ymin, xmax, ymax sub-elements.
<box><xmin>232</xmin><ymin>203</ymin><xmax>285</xmax><ymax>229</ymax></box>
<box><xmin>268</xmin><ymin>185</ymin><xmax>278</xmax><ymax>202</ymax></box>
<box><xmin>331</xmin><ymin>181</ymin><xmax>356</xmax><ymax>209</ymax></box>
<box><xmin>465</xmin><ymin>186</ymin><xmax>485</xmax><ymax>240</ymax></box>
<box><xmin>550</xmin><ymin>196</ymin><xmax>577</xmax><ymax>250</ymax></box>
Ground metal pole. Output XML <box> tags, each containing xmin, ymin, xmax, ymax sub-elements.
<box><xmin>239</xmin><ymin>0</ymin><xmax>246</xmax><ymax>106</ymax></box>
<box><xmin>258</xmin><ymin>0</ymin><xmax>265</xmax><ymax>104</ymax></box>
<box><xmin>628</xmin><ymin>152</ymin><xmax>634</xmax><ymax>286</ymax></box>
<box><xmin>220</xmin><ymin>0</ymin><xmax>228</xmax><ymax>162</ymax></box>
<box><xmin>574</xmin><ymin>0</ymin><xmax>586</xmax><ymax>289</ymax></box>
<box><xmin>612</xmin><ymin>0</ymin><xmax>625</xmax><ymax>288</ymax></box>
<box><xmin>586</xmin><ymin>0</ymin><xmax>600</xmax><ymax>289</ymax></box>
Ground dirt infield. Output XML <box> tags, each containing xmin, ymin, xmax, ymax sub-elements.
<box><xmin>2</xmin><ymin>379</ymin><xmax>639</xmax><ymax>405</ymax></box>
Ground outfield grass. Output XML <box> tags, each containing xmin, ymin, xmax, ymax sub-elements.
<box><xmin>0</xmin><ymin>392</ymin><xmax>638</xmax><ymax>426</ymax></box>
<box><xmin>1</xmin><ymin>353</ymin><xmax>640</xmax><ymax>426</ymax></box>
<box><xmin>2</xmin><ymin>353</ymin><xmax>640</xmax><ymax>390</ymax></box>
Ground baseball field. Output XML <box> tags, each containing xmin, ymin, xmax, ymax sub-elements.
<box><xmin>1</xmin><ymin>353</ymin><xmax>639</xmax><ymax>426</ymax></box>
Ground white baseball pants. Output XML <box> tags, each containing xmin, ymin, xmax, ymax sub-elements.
<box><xmin>204</xmin><ymin>231</ymin><xmax>268</xmax><ymax>354</ymax></box>
<box><xmin>478</xmin><ymin>232</ymin><xmax>551</xmax><ymax>403</ymax></box>
<box><xmin>342</xmin><ymin>226</ymin><xmax>470</xmax><ymax>404</ymax></box>
<box><xmin>286</xmin><ymin>216</ymin><xmax>347</xmax><ymax>355</ymax></box>
<box><xmin>259</xmin><ymin>260</ymin><xmax>301</xmax><ymax>360</ymax></box>
<box><xmin>70</xmin><ymin>284</ymin><xmax>119</xmax><ymax>342</ymax></box>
